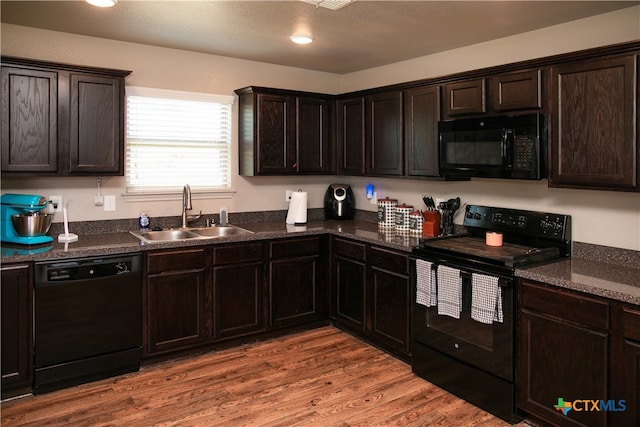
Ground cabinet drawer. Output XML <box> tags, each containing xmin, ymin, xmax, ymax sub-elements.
<box><xmin>147</xmin><ymin>248</ymin><xmax>208</xmax><ymax>274</ymax></box>
<box><xmin>270</xmin><ymin>237</ymin><xmax>321</xmax><ymax>259</ymax></box>
<box><xmin>213</xmin><ymin>243</ymin><xmax>263</xmax><ymax>265</ymax></box>
<box><xmin>368</xmin><ymin>246</ymin><xmax>409</xmax><ymax>275</ymax></box>
<box><xmin>622</xmin><ymin>305</ymin><xmax>640</xmax><ymax>341</ymax></box>
<box><xmin>333</xmin><ymin>238</ymin><xmax>366</xmax><ymax>262</ymax></box>
<box><xmin>520</xmin><ymin>280</ymin><xmax>609</xmax><ymax>330</ymax></box>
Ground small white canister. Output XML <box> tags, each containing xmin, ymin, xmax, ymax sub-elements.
<box><xmin>378</xmin><ymin>197</ymin><xmax>398</xmax><ymax>228</ymax></box>
<box><xmin>394</xmin><ymin>204</ymin><xmax>413</xmax><ymax>231</ymax></box>
<box><xmin>409</xmin><ymin>210</ymin><xmax>424</xmax><ymax>235</ymax></box>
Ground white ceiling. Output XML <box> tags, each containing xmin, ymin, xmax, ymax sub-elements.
<box><xmin>2</xmin><ymin>1</ymin><xmax>638</xmax><ymax>74</ymax></box>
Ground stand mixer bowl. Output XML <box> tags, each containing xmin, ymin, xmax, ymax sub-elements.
<box><xmin>11</xmin><ymin>211</ymin><xmax>53</xmax><ymax>236</ymax></box>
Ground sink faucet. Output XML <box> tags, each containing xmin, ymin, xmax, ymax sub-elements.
<box><xmin>182</xmin><ymin>184</ymin><xmax>193</xmax><ymax>228</ymax></box>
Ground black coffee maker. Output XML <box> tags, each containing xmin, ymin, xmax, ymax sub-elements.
<box><xmin>324</xmin><ymin>184</ymin><xmax>355</xmax><ymax>220</ymax></box>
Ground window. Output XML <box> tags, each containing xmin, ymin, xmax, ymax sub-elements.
<box><xmin>125</xmin><ymin>86</ymin><xmax>234</xmax><ymax>196</ymax></box>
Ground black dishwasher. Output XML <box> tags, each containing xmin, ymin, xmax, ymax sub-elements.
<box><xmin>34</xmin><ymin>254</ymin><xmax>142</xmax><ymax>394</ymax></box>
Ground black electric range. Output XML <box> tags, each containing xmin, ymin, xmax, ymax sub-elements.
<box><xmin>410</xmin><ymin>205</ymin><xmax>571</xmax><ymax>423</ymax></box>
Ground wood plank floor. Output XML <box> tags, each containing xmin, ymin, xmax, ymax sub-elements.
<box><xmin>2</xmin><ymin>327</ymin><xmax>526</xmax><ymax>426</ymax></box>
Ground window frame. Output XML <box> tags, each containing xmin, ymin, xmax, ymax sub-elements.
<box><xmin>122</xmin><ymin>86</ymin><xmax>235</xmax><ymax>201</ymax></box>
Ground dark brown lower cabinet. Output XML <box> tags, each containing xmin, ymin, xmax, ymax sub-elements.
<box><xmin>610</xmin><ymin>303</ymin><xmax>640</xmax><ymax>427</ymax></box>
<box><xmin>332</xmin><ymin>237</ymin><xmax>367</xmax><ymax>332</ymax></box>
<box><xmin>367</xmin><ymin>246</ymin><xmax>410</xmax><ymax>357</ymax></box>
<box><xmin>144</xmin><ymin>248</ymin><xmax>211</xmax><ymax>356</ymax></box>
<box><xmin>212</xmin><ymin>242</ymin><xmax>265</xmax><ymax>340</ymax></box>
<box><xmin>268</xmin><ymin>236</ymin><xmax>327</xmax><ymax>328</ymax></box>
<box><xmin>1</xmin><ymin>264</ymin><xmax>32</xmax><ymax>399</ymax></box>
<box><xmin>331</xmin><ymin>237</ymin><xmax>411</xmax><ymax>360</ymax></box>
<box><xmin>518</xmin><ymin>280</ymin><xmax>609</xmax><ymax>427</ymax></box>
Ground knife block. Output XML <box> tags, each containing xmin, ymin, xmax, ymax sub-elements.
<box><xmin>422</xmin><ymin>210</ymin><xmax>441</xmax><ymax>237</ymax></box>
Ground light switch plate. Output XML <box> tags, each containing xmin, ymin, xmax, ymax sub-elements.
<box><xmin>104</xmin><ymin>195</ymin><xmax>116</xmax><ymax>211</ymax></box>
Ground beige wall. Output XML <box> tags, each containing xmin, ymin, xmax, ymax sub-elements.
<box><xmin>2</xmin><ymin>5</ymin><xmax>640</xmax><ymax>250</ymax></box>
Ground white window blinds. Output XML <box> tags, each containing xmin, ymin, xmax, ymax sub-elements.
<box><xmin>125</xmin><ymin>87</ymin><xmax>233</xmax><ymax>193</ymax></box>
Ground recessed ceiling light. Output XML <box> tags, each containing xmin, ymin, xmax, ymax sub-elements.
<box><xmin>290</xmin><ymin>34</ymin><xmax>314</xmax><ymax>45</ymax></box>
<box><xmin>86</xmin><ymin>0</ymin><xmax>117</xmax><ymax>7</ymax></box>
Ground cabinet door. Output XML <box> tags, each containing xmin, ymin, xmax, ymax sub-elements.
<box><xmin>444</xmin><ymin>79</ymin><xmax>486</xmax><ymax>117</ymax></box>
<box><xmin>367</xmin><ymin>246</ymin><xmax>410</xmax><ymax>356</ymax></box>
<box><xmin>492</xmin><ymin>69</ymin><xmax>542</xmax><ymax>112</ymax></box>
<box><xmin>270</xmin><ymin>255</ymin><xmax>321</xmax><ymax>327</ymax></box>
<box><xmin>1</xmin><ymin>66</ymin><xmax>58</xmax><ymax>172</ymax></box>
<box><xmin>366</xmin><ymin>91</ymin><xmax>403</xmax><ymax>176</ymax></box>
<box><xmin>297</xmin><ymin>96</ymin><xmax>333</xmax><ymax>173</ymax></box>
<box><xmin>212</xmin><ymin>242</ymin><xmax>265</xmax><ymax>340</ymax></box>
<box><xmin>333</xmin><ymin>255</ymin><xmax>366</xmax><ymax>331</ymax></box>
<box><xmin>69</xmin><ymin>73</ymin><xmax>123</xmax><ymax>174</ymax></box>
<box><xmin>256</xmin><ymin>93</ymin><xmax>296</xmax><ymax>174</ymax></box>
<box><xmin>1</xmin><ymin>264</ymin><xmax>32</xmax><ymax>399</ymax></box>
<box><xmin>332</xmin><ymin>237</ymin><xmax>367</xmax><ymax>331</ymax></box>
<box><xmin>337</xmin><ymin>97</ymin><xmax>366</xmax><ymax>175</ymax></box>
<box><xmin>213</xmin><ymin>262</ymin><xmax>264</xmax><ymax>340</ymax></box>
<box><xmin>269</xmin><ymin>236</ymin><xmax>326</xmax><ymax>328</ymax></box>
<box><xmin>145</xmin><ymin>249</ymin><xmax>210</xmax><ymax>355</ymax></box>
<box><xmin>518</xmin><ymin>282</ymin><xmax>609</xmax><ymax>427</ymax></box>
<box><xmin>610</xmin><ymin>304</ymin><xmax>640</xmax><ymax>427</ymax></box>
<box><xmin>404</xmin><ymin>85</ymin><xmax>440</xmax><ymax>177</ymax></box>
<box><xmin>550</xmin><ymin>55</ymin><xmax>638</xmax><ymax>191</ymax></box>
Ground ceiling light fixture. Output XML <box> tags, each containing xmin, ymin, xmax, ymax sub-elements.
<box><xmin>86</xmin><ymin>0</ymin><xmax>117</xmax><ymax>7</ymax></box>
<box><xmin>302</xmin><ymin>0</ymin><xmax>355</xmax><ymax>11</ymax></box>
<box><xmin>290</xmin><ymin>34</ymin><xmax>314</xmax><ymax>45</ymax></box>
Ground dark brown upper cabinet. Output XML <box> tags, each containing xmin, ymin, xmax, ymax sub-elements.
<box><xmin>236</xmin><ymin>86</ymin><xmax>333</xmax><ymax>176</ymax></box>
<box><xmin>336</xmin><ymin>97</ymin><xmax>366</xmax><ymax>175</ymax></box>
<box><xmin>1</xmin><ymin>57</ymin><xmax>130</xmax><ymax>177</ymax></box>
<box><xmin>491</xmin><ymin>69</ymin><xmax>542</xmax><ymax>112</ymax></box>
<box><xmin>404</xmin><ymin>85</ymin><xmax>441</xmax><ymax>177</ymax></box>
<box><xmin>365</xmin><ymin>90</ymin><xmax>404</xmax><ymax>176</ymax></box>
<box><xmin>549</xmin><ymin>54</ymin><xmax>638</xmax><ymax>192</ymax></box>
<box><xmin>443</xmin><ymin>78</ymin><xmax>486</xmax><ymax>117</ymax></box>
<box><xmin>444</xmin><ymin>70</ymin><xmax>542</xmax><ymax>118</ymax></box>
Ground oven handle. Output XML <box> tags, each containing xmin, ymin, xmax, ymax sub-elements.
<box><xmin>411</xmin><ymin>256</ymin><xmax>514</xmax><ymax>283</ymax></box>
<box><xmin>459</xmin><ymin>270</ymin><xmax>511</xmax><ymax>287</ymax></box>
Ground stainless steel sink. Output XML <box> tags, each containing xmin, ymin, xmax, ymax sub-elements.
<box><xmin>189</xmin><ymin>225</ymin><xmax>253</xmax><ymax>237</ymax></box>
<box><xmin>130</xmin><ymin>225</ymin><xmax>253</xmax><ymax>243</ymax></box>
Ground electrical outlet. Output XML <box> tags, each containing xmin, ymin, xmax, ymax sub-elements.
<box><xmin>49</xmin><ymin>195</ymin><xmax>63</xmax><ymax>212</ymax></box>
<box><xmin>286</xmin><ymin>190</ymin><xmax>292</xmax><ymax>202</ymax></box>
<box><xmin>94</xmin><ymin>196</ymin><xmax>104</xmax><ymax>206</ymax></box>
<box><xmin>104</xmin><ymin>195</ymin><xmax>116</xmax><ymax>212</ymax></box>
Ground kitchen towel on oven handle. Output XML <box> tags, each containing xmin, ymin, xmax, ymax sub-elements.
<box><xmin>437</xmin><ymin>265</ymin><xmax>462</xmax><ymax>319</ymax></box>
<box><xmin>416</xmin><ymin>259</ymin><xmax>436</xmax><ymax>307</ymax></box>
<box><xmin>470</xmin><ymin>272</ymin><xmax>504</xmax><ymax>324</ymax></box>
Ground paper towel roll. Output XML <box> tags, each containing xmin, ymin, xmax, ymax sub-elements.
<box><xmin>286</xmin><ymin>191</ymin><xmax>307</xmax><ymax>225</ymax></box>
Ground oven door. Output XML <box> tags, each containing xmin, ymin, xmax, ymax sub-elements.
<box><xmin>410</xmin><ymin>256</ymin><xmax>514</xmax><ymax>381</ymax></box>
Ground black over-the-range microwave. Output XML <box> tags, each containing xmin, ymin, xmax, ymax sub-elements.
<box><xmin>438</xmin><ymin>113</ymin><xmax>546</xmax><ymax>180</ymax></box>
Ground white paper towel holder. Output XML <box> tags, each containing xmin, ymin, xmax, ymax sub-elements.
<box><xmin>286</xmin><ymin>189</ymin><xmax>308</xmax><ymax>225</ymax></box>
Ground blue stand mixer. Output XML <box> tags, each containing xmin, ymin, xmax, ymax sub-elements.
<box><xmin>1</xmin><ymin>194</ymin><xmax>54</xmax><ymax>245</ymax></box>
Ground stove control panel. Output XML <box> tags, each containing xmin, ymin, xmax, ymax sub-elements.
<box><xmin>463</xmin><ymin>205</ymin><xmax>571</xmax><ymax>240</ymax></box>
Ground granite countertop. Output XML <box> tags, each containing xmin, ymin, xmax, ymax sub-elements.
<box><xmin>516</xmin><ymin>242</ymin><xmax>640</xmax><ymax>305</ymax></box>
<box><xmin>2</xmin><ymin>215</ymin><xmax>638</xmax><ymax>306</ymax></box>
<box><xmin>0</xmin><ymin>219</ymin><xmax>422</xmax><ymax>263</ymax></box>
